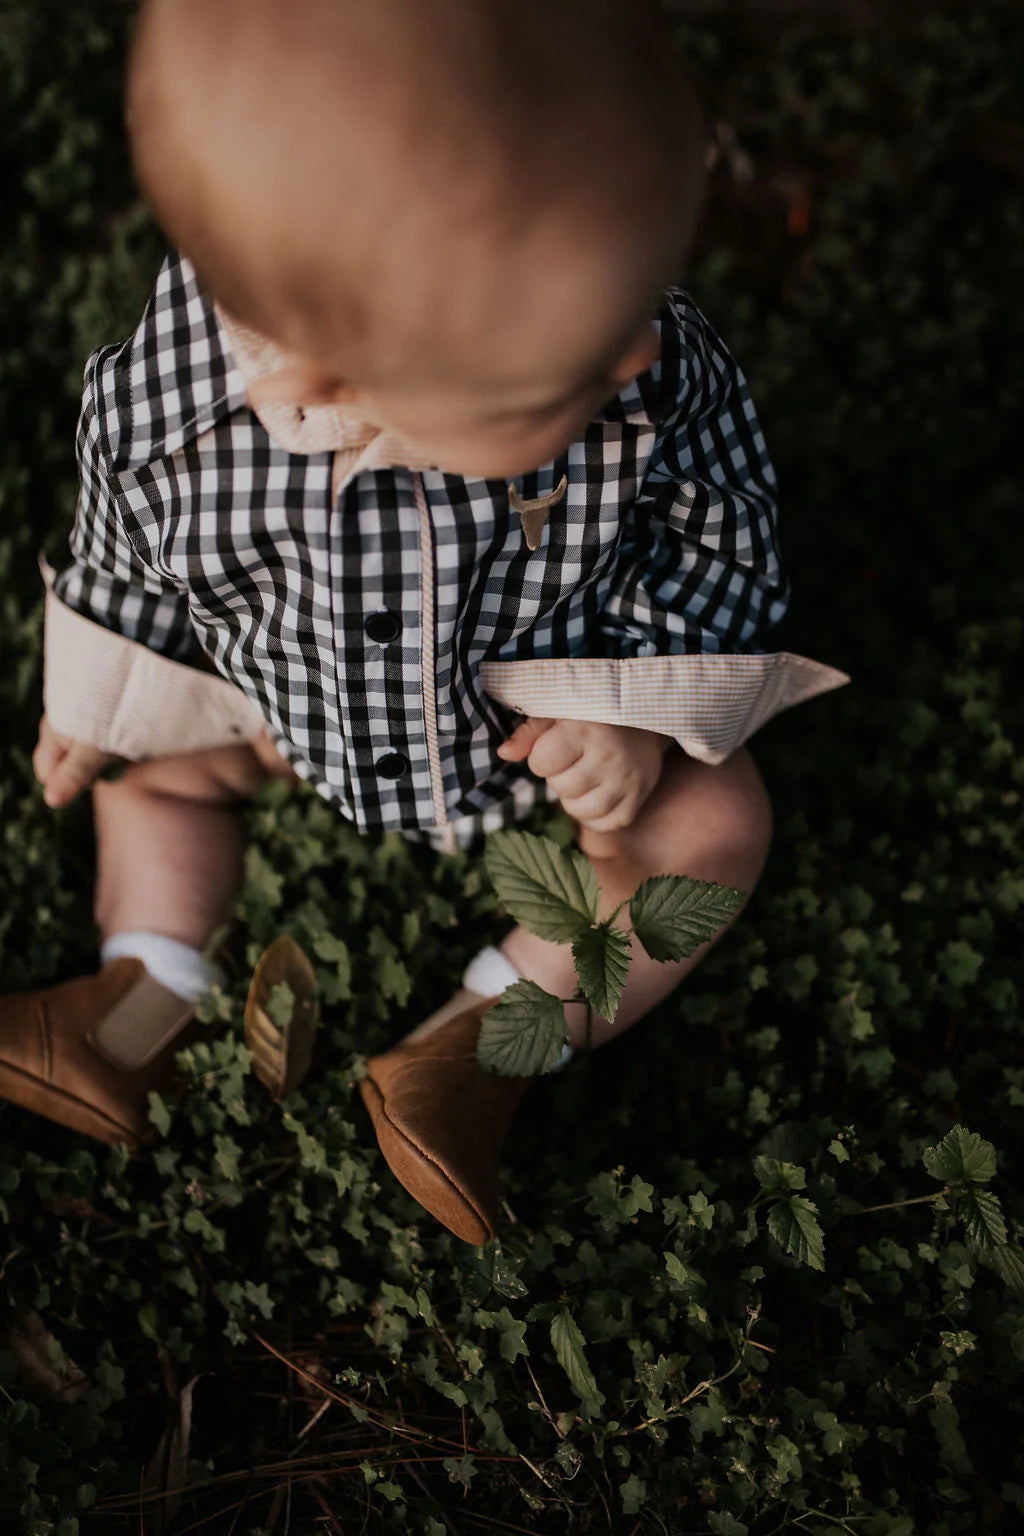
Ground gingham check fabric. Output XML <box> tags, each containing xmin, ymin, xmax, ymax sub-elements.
<box><xmin>52</xmin><ymin>252</ymin><xmax>831</xmax><ymax>837</ymax></box>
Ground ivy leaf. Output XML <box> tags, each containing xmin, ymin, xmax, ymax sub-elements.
<box><xmin>571</xmin><ymin>924</ymin><xmax>632</xmax><ymax>1020</ymax></box>
<box><xmin>476</xmin><ymin>981</ymin><xmax>568</xmax><ymax>1076</ymax></box>
<box><xmin>960</xmin><ymin>1186</ymin><xmax>1007</xmax><ymax>1251</ymax></box>
<box><xmin>923</xmin><ymin>1124</ymin><xmax>997</xmax><ymax>1184</ymax></box>
<box><xmin>484</xmin><ymin>830</ymin><xmax>598</xmax><ymax>942</ymax></box>
<box><xmin>550</xmin><ymin>1308</ymin><xmax>603</xmax><ymax>1404</ymax></box>
<box><xmin>244</xmin><ymin>936</ymin><xmax>319</xmax><ymax>1099</ymax></box>
<box><xmin>459</xmin><ymin>1244</ymin><xmax>528</xmax><ymax>1305</ymax></box>
<box><xmin>491</xmin><ymin>1307</ymin><xmax>529</xmax><ymax>1363</ymax></box>
<box><xmin>708</xmin><ymin>1516</ymin><xmax>749</xmax><ymax>1536</ymax></box>
<box><xmin>752</xmin><ymin>1156</ymin><xmax>807</xmax><ymax>1192</ymax></box>
<box><xmin>767</xmin><ymin>1196</ymin><xmax>825</xmax><ymax>1272</ymax></box>
<box><xmin>620</xmin><ymin>1474</ymin><xmax>647</xmax><ymax>1515</ymax></box>
<box><xmin>665</xmin><ymin>1252</ymin><xmax>698</xmax><ymax>1288</ymax></box>
<box><xmin>629</xmin><ymin>875</ymin><xmax>745</xmax><ymax>963</ymax></box>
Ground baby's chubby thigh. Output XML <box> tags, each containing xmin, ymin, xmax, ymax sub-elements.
<box><xmin>501</xmin><ymin>746</ymin><xmax>774</xmax><ymax>1044</ymax></box>
<box><xmin>574</xmin><ymin>745</ymin><xmax>774</xmax><ymax>921</ymax></box>
<box><xmin>92</xmin><ymin>734</ymin><xmax>298</xmax><ymax>948</ymax></box>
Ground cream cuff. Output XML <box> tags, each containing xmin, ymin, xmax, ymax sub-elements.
<box><xmin>41</xmin><ymin>563</ymin><xmax>848</xmax><ymax>767</ymax></box>
<box><xmin>479</xmin><ymin>652</ymin><xmax>849</xmax><ymax>765</ymax></box>
<box><xmin>41</xmin><ymin>562</ymin><xmax>265</xmax><ymax>759</ymax></box>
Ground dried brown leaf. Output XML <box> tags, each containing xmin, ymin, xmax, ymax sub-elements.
<box><xmin>141</xmin><ymin>1374</ymin><xmax>200</xmax><ymax>1534</ymax></box>
<box><xmin>245</xmin><ymin>935</ymin><xmax>320</xmax><ymax>1098</ymax></box>
<box><xmin>5</xmin><ymin>1311</ymin><xmax>87</xmax><ymax>1402</ymax></box>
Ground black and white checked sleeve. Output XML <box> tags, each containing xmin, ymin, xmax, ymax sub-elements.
<box><xmin>598</xmin><ymin>293</ymin><xmax>790</xmax><ymax>658</ymax></box>
<box><xmin>52</xmin><ymin>350</ymin><xmax>200</xmax><ymax>663</ymax></box>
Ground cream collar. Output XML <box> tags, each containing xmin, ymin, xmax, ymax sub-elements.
<box><xmin>216</xmin><ymin>306</ymin><xmax>440</xmax><ymax>493</ymax></box>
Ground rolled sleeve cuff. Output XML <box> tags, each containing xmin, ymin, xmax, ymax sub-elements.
<box><xmin>479</xmin><ymin>652</ymin><xmax>849</xmax><ymax>765</ymax></box>
<box><xmin>42</xmin><ymin>564</ymin><xmax>265</xmax><ymax>759</ymax></box>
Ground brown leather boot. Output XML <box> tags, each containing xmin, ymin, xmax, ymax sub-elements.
<box><xmin>0</xmin><ymin>960</ymin><xmax>199</xmax><ymax>1151</ymax></box>
<box><xmin>358</xmin><ymin>997</ymin><xmax>531</xmax><ymax>1245</ymax></box>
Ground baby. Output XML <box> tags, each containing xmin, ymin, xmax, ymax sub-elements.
<box><xmin>1</xmin><ymin>0</ymin><xmax>845</xmax><ymax>1244</ymax></box>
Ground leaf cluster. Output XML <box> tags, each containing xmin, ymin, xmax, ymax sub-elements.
<box><xmin>477</xmin><ymin>831</ymin><xmax>744</xmax><ymax>1075</ymax></box>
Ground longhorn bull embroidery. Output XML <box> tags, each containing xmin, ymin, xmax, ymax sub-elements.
<box><xmin>506</xmin><ymin>473</ymin><xmax>568</xmax><ymax>551</ymax></box>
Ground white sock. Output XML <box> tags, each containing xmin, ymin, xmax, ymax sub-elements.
<box><xmin>462</xmin><ymin>945</ymin><xmax>574</xmax><ymax>1072</ymax></box>
<box><xmin>100</xmin><ymin>931</ymin><xmax>223</xmax><ymax>1004</ymax></box>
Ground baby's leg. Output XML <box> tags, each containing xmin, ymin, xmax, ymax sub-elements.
<box><xmin>500</xmin><ymin>745</ymin><xmax>772</xmax><ymax>1049</ymax></box>
<box><xmin>0</xmin><ymin>737</ymin><xmax>296</xmax><ymax>1145</ymax></box>
<box><xmin>357</xmin><ymin>745</ymin><xmax>771</xmax><ymax>1245</ymax></box>
<box><xmin>93</xmin><ymin>735</ymin><xmax>293</xmax><ymax>950</ymax></box>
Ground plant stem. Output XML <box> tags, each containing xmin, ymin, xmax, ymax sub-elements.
<box><xmin>851</xmin><ymin>1191</ymin><xmax>946</xmax><ymax>1216</ymax></box>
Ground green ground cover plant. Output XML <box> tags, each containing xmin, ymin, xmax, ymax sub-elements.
<box><xmin>1</xmin><ymin>2</ymin><xmax>1022</xmax><ymax>1531</ymax></box>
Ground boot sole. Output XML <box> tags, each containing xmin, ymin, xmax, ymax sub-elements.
<box><xmin>358</xmin><ymin>1073</ymin><xmax>494</xmax><ymax>1246</ymax></box>
<box><xmin>0</xmin><ymin>1056</ymin><xmax>143</xmax><ymax>1150</ymax></box>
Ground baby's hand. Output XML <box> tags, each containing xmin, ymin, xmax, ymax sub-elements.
<box><xmin>497</xmin><ymin>717</ymin><xmax>671</xmax><ymax>831</ymax></box>
<box><xmin>32</xmin><ymin>714</ymin><xmax>116</xmax><ymax>808</ymax></box>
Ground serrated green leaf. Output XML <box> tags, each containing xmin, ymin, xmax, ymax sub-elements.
<box><xmin>752</xmin><ymin>1156</ymin><xmax>807</xmax><ymax>1192</ymax></box>
<box><xmin>923</xmin><ymin>1124</ymin><xmax>997</xmax><ymax>1184</ymax></box>
<box><xmin>960</xmin><ymin>1186</ymin><xmax>1007</xmax><ymax>1250</ymax></box>
<box><xmin>629</xmin><ymin>874</ymin><xmax>745</xmax><ymax>963</ymax></box>
<box><xmin>980</xmin><ymin>1243</ymin><xmax>1024</xmax><ymax>1296</ymax></box>
<box><xmin>571</xmin><ymin>924</ymin><xmax>631</xmax><ymax>1019</ymax></box>
<box><xmin>484</xmin><ymin>830</ymin><xmax>599</xmax><ymax>941</ymax></box>
<box><xmin>767</xmin><ymin>1196</ymin><xmax>825</xmax><ymax>1272</ymax></box>
<box><xmin>476</xmin><ymin>980</ymin><xmax>568</xmax><ymax>1076</ymax></box>
<box><xmin>930</xmin><ymin>1397</ymin><xmax>972</xmax><ymax>1475</ymax></box>
<box><xmin>550</xmin><ymin>1308</ymin><xmax>603</xmax><ymax>1404</ymax></box>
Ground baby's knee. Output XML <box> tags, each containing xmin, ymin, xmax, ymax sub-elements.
<box><xmin>693</xmin><ymin>747</ymin><xmax>774</xmax><ymax>861</ymax></box>
<box><xmin>579</xmin><ymin>746</ymin><xmax>773</xmax><ymax>878</ymax></box>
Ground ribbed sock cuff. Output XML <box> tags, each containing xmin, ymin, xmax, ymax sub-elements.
<box><xmin>462</xmin><ymin>945</ymin><xmax>521</xmax><ymax>996</ymax></box>
<box><xmin>100</xmin><ymin>931</ymin><xmax>223</xmax><ymax>1003</ymax></box>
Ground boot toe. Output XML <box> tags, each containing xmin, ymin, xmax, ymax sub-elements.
<box><xmin>359</xmin><ymin>1073</ymin><xmax>495</xmax><ymax>1245</ymax></box>
<box><xmin>359</xmin><ymin>1001</ymin><xmax>531</xmax><ymax>1245</ymax></box>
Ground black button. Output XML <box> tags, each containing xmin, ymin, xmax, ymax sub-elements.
<box><xmin>375</xmin><ymin>751</ymin><xmax>409</xmax><ymax>780</ymax></box>
<box><xmin>365</xmin><ymin>609</ymin><xmax>402</xmax><ymax>644</ymax></box>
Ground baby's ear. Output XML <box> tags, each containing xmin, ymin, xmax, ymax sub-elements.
<box><xmin>605</xmin><ymin>321</ymin><xmax>660</xmax><ymax>388</ymax></box>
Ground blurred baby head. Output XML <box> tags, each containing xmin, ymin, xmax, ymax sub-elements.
<box><xmin>128</xmin><ymin>0</ymin><xmax>707</xmax><ymax>477</ymax></box>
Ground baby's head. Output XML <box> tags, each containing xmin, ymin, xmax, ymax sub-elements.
<box><xmin>129</xmin><ymin>0</ymin><xmax>706</xmax><ymax>478</ymax></box>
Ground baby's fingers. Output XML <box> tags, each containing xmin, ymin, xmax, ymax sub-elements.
<box><xmin>32</xmin><ymin>716</ymin><xmax>67</xmax><ymax>789</ymax></box>
<box><xmin>496</xmin><ymin>716</ymin><xmax>555</xmax><ymax>763</ymax></box>
<box><xmin>560</xmin><ymin>782</ymin><xmax>626</xmax><ymax>829</ymax></box>
<box><xmin>43</xmin><ymin>741</ymin><xmax>114</xmax><ymax>808</ymax></box>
